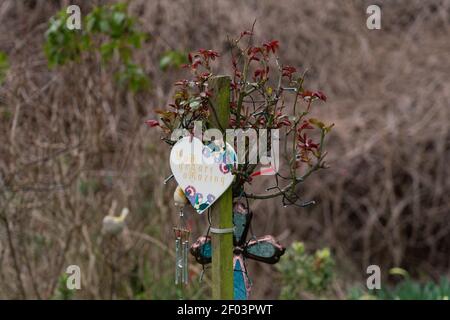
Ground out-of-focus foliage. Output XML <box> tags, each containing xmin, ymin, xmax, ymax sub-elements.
<box><xmin>44</xmin><ymin>3</ymin><xmax>149</xmax><ymax>92</ymax></box>
<box><xmin>1</xmin><ymin>0</ymin><xmax>449</xmax><ymax>299</ymax></box>
<box><xmin>0</xmin><ymin>52</ymin><xmax>9</xmax><ymax>85</ymax></box>
<box><xmin>129</xmin><ymin>260</ymin><xmax>208</xmax><ymax>300</ymax></box>
<box><xmin>349</xmin><ymin>277</ymin><xmax>450</xmax><ymax>300</ymax></box>
<box><xmin>159</xmin><ymin>50</ymin><xmax>188</xmax><ymax>71</ymax></box>
<box><xmin>52</xmin><ymin>274</ymin><xmax>75</xmax><ymax>300</ymax></box>
<box><xmin>116</xmin><ymin>62</ymin><xmax>150</xmax><ymax>93</ymax></box>
<box><xmin>277</xmin><ymin>242</ymin><xmax>334</xmax><ymax>299</ymax></box>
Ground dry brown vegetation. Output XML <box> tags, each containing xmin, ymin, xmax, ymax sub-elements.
<box><xmin>0</xmin><ymin>0</ymin><xmax>449</xmax><ymax>299</ymax></box>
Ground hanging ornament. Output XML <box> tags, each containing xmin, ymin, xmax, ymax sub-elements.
<box><xmin>190</xmin><ymin>202</ymin><xmax>285</xmax><ymax>299</ymax></box>
<box><xmin>174</xmin><ymin>225</ymin><xmax>190</xmax><ymax>285</ymax></box>
<box><xmin>173</xmin><ymin>185</ymin><xmax>190</xmax><ymax>285</ymax></box>
<box><xmin>233</xmin><ymin>254</ymin><xmax>251</xmax><ymax>300</ymax></box>
<box><xmin>169</xmin><ymin>136</ymin><xmax>238</xmax><ymax>214</ymax></box>
<box><xmin>190</xmin><ymin>236</ymin><xmax>212</xmax><ymax>265</ymax></box>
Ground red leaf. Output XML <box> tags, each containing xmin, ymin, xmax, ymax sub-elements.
<box><xmin>240</xmin><ymin>30</ymin><xmax>253</xmax><ymax>37</ymax></box>
<box><xmin>198</xmin><ymin>49</ymin><xmax>220</xmax><ymax>60</ymax></box>
<box><xmin>145</xmin><ymin>120</ymin><xmax>160</xmax><ymax>128</ymax></box>
<box><xmin>263</xmin><ymin>40</ymin><xmax>279</xmax><ymax>53</ymax></box>
<box><xmin>302</xmin><ymin>90</ymin><xmax>327</xmax><ymax>102</ymax></box>
<box><xmin>278</xmin><ymin>119</ymin><xmax>292</xmax><ymax>127</ymax></box>
<box><xmin>282</xmin><ymin>65</ymin><xmax>296</xmax><ymax>78</ymax></box>
<box><xmin>313</xmin><ymin>91</ymin><xmax>327</xmax><ymax>102</ymax></box>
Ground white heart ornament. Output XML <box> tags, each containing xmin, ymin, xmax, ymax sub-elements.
<box><xmin>170</xmin><ymin>137</ymin><xmax>237</xmax><ymax>214</ymax></box>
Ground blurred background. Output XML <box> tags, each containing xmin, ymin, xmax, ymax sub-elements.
<box><xmin>0</xmin><ymin>0</ymin><xmax>449</xmax><ymax>299</ymax></box>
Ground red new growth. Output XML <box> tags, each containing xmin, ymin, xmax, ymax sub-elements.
<box><xmin>145</xmin><ymin>120</ymin><xmax>160</xmax><ymax>128</ymax></box>
<box><xmin>263</xmin><ymin>40</ymin><xmax>279</xmax><ymax>54</ymax></box>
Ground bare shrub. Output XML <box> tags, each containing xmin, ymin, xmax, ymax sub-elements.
<box><xmin>0</xmin><ymin>0</ymin><xmax>448</xmax><ymax>299</ymax></box>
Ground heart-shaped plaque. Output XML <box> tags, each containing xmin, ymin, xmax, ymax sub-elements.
<box><xmin>170</xmin><ymin>136</ymin><xmax>237</xmax><ymax>214</ymax></box>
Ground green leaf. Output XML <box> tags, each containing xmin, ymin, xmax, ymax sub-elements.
<box><xmin>159</xmin><ymin>50</ymin><xmax>188</xmax><ymax>71</ymax></box>
<box><xmin>189</xmin><ymin>99</ymin><xmax>201</xmax><ymax>110</ymax></box>
<box><xmin>0</xmin><ymin>51</ymin><xmax>9</xmax><ymax>85</ymax></box>
<box><xmin>389</xmin><ymin>267</ymin><xmax>409</xmax><ymax>278</ymax></box>
<box><xmin>309</xmin><ymin>118</ymin><xmax>325</xmax><ymax>129</ymax></box>
<box><xmin>85</xmin><ymin>14</ymin><xmax>96</xmax><ymax>32</ymax></box>
<box><xmin>44</xmin><ymin>3</ymin><xmax>150</xmax><ymax>94</ymax></box>
<box><xmin>159</xmin><ymin>55</ymin><xmax>172</xmax><ymax>71</ymax></box>
<box><xmin>128</xmin><ymin>33</ymin><xmax>144</xmax><ymax>48</ymax></box>
<box><xmin>99</xmin><ymin>19</ymin><xmax>110</xmax><ymax>33</ymax></box>
<box><xmin>100</xmin><ymin>41</ymin><xmax>116</xmax><ymax>62</ymax></box>
<box><xmin>113</xmin><ymin>12</ymin><xmax>126</xmax><ymax>26</ymax></box>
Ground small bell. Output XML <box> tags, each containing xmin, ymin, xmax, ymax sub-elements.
<box><xmin>174</xmin><ymin>185</ymin><xmax>188</xmax><ymax>207</ymax></box>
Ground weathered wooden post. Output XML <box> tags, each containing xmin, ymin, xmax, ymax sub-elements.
<box><xmin>208</xmin><ymin>75</ymin><xmax>234</xmax><ymax>299</ymax></box>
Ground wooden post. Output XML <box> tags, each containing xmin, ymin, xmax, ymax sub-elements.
<box><xmin>208</xmin><ymin>75</ymin><xmax>233</xmax><ymax>300</ymax></box>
